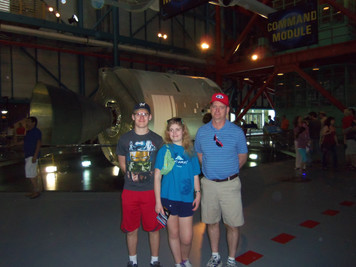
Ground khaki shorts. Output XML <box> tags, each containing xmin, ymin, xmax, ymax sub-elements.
<box><xmin>201</xmin><ymin>177</ymin><xmax>244</xmax><ymax>227</ymax></box>
<box><xmin>25</xmin><ymin>157</ymin><xmax>38</xmax><ymax>178</ymax></box>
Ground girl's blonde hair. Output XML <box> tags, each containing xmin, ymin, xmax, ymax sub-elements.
<box><xmin>164</xmin><ymin>117</ymin><xmax>194</xmax><ymax>156</ymax></box>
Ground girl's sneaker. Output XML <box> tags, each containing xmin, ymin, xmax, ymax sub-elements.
<box><xmin>181</xmin><ymin>259</ymin><xmax>192</xmax><ymax>267</ymax></box>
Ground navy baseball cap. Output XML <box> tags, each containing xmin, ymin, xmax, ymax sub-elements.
<box><xmin>133</xmin><ymin>102</ymin><xmax>151</xmax><ymax>114</ymax></box>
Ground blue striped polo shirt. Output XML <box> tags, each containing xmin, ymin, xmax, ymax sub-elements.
<box><xmin>194</xmin><ymin>120</ymin><xmax>248</xmax><ymax>180</ymax></box>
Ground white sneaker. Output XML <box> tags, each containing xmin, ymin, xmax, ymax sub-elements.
<box><xmin>180</xmin><ymin>259</ymin><xmax>193</xmax><ymax>267</ymax></box>
<box><xmin>206</xmin><ymin>255</ymin><xmax>222</xmax><ymax>267</ymax></box>
<box><xmin>181</xmin><ymin>259</ymin><xmax>192</xmax><ymax>267</ymax></box>
<box><xmin>226</xmin><ymin>259</ymin><xmax>237</xmax><ymax>267</ymax></box>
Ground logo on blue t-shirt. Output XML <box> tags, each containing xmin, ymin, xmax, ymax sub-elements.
<box><xmin>174</xmin><ymin>155</ymin><xmax>188</xmax><ymax>167</ymax></box>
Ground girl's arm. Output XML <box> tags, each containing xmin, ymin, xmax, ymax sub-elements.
<box><xmin>154</xmin><ymin>168</ymin><xmax>164</xmax><ymax>215</ymax></box>
<box><xmin>192</xmin><ymin>174</ymin><xmax>201</xmax><ymax>211</ymax></box>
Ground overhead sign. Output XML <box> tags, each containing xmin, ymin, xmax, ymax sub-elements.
<box><xmin>160</xmin><ymin>0</ymin><xmax>210</xmax><ymax>20</ymax></box>
<box><xmin>267</xmin><ymin>1</ymin><xmax>318</xmax><ymax>51</ymax></box>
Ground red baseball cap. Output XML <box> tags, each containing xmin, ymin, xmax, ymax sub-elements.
<box><xmin>210</xmin><ymin>92</ymin><xmax>229</xmax><ymax>106</ymax></box>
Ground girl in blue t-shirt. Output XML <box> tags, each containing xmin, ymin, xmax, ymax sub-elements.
<box><xmin>154</xmin><ymin>117</ymin><xmax>201</xmax><ymax>267</ymax></box>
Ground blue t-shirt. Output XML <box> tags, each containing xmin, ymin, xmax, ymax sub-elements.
<box><xmin>24</xmin><ymin>127</ymin><xmax>42</xmax><ymax>158</ymax></box>
<box><xmin>155</xmin><ymin>144</ymin><xmax>200</xmax><ymax>203</ymax></box>
<box><xmin>194</xmin><ymin>120</ymin><xmax>248</xmax><ymax>180</ymax></box>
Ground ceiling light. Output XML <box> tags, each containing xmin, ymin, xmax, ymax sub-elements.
<box><xmin>251</xmin><ymin>54</ymin><xmax>258</xmax><ymax>61</ymax></box>
<box><xmin>68</xmin><ymin>14</ymin><xmax>79</xmax><ymax>24</ymax></box>
<box><xmin>157</xmin><ymin>32</ymin><xmax>168</xmax><ymax>40</ymax></box>
<box><xmin>48</xmin><ymin>6</ymin><xmax>54</xmax><ymax>12</ymax></box>
<box><xmin>55</xmin><ymin>12</ymin><xmax>61</xmax><ymax>18</ymax></box>
<box><xmin>201</xmin><ymin>42</ymin><xmax>210</xmax><ymax>50</ymax></box>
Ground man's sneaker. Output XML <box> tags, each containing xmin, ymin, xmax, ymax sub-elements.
<box><xmin>150</xmin><ymin>261</ymin><xmax>162</xmax><ymax>267</ymax></box>
<box><xmin>181</xmin><ymin>259</ymin><xmax>192</xmax><ymax>267</ymax></box>
<box><xmin>206</xmin><ymin>255</ymin><xmax>222</xmax><ymax>267</ymax></box>
<box><xmin>127</xmin><ymin>261</ymin><xmax>138</xmax><ymax>267</ymax></box>
<box><xmin>226</xmin><ymin>259</ymin><xmax>238</xmax><ymax>267</ymax></box>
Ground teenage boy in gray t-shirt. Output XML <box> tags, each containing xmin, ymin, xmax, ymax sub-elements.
<box><xmin>116</xmin><ymin>102</ymin><xmax>163</xmax><ymax>267</ymax></box>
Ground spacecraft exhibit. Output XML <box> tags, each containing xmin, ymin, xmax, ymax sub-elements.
<box><xmin>30</xmin><ymin>68</ymin><xmax>220</xmax><ymax>165</ymax></box>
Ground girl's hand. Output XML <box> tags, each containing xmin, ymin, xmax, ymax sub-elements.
<box><xmin>192</xmin><ymin>193</ymin><xmax>201</xmax><ymax>211</ymax></box>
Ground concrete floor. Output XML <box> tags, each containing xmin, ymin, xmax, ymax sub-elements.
<box><xmin>0</xmin><ymin>145</ymin><xmax>355</xmax><ymax>266</ymax></box>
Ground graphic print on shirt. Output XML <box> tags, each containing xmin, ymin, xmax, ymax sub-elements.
<box><xmin>127</xmin><ymin>140</ymin><xmax>157</xmax><ymax>183</ymax></box>
<box><xmin>172</xmin><ymin>152</ymin><xmax>192</xmax><ymax>195</ymax></box>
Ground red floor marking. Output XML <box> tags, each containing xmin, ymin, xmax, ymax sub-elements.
<box><xmin>339</xmin><ymin>201</ymin><xmax>355</xmax><ymax>206</ymax></box>
<box><xmin>271</xmin><ymin>233</ymin><xmax>296</xmax><ymax>244</ymax></box>
<box><xmin>300</xmin><ymin>220</ymin><xmax>320</xmax><ymax>228</ymax></box>
<box><xmin>236</xmin><ymin>250</ymin><xmax>263</xmax><ymax>265</ymax></box>
<box><xmin>322</xmin><ymin>209</ymin><xmax>340</xmax><ymax>216</ymax></box>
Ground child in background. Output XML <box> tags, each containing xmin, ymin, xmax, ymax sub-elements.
<box><xmin>294</xmin><ymin>116</ymin><xmax>310</xmax><ymax>174</ymax></box>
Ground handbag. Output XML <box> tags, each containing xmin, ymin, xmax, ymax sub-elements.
<box><xmin>160</xmin><ymin>144</ymin><xmax>175</xmax><ymax>175</ymax></box>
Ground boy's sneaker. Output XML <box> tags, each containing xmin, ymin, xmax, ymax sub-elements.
<box><xmin>181</xmin><ymin>259</ymin><xmax>192</xmax><ymax>267</ymax></box>
<box><xmin>127</xmin><ymin>261</ymin><xmax>138</xmax><ymax>267</ymax></box>
<box><xmin>206</xmin><ymin>255</ymin><xmax>222</xmax><ymax>267</ymax></box>
<box><xmin>150</xmin><ymin>261</ymin><xmax>162</xmax><ymax>267</ymax></box>
<box><xmin>226</xmin><ymin>259</ymin><xmax>238</xmax><ymax>267</ymax></box>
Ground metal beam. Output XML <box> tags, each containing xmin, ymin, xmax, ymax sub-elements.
<box><xmin>239</xmin><ymin>84</ymin><xmax>257</xmax><ymax>112</ymax></box>
<box><xmin>0</xmin><ymin>11</ymin><xmax>112</xmax><ymax>40</ymax></box>
<box><xmin>224</xmin><ymin>13</ymin><xmax>259</xmax><ymax>62</ymax></box>
<box><xmin>219</xmin><ymin>40</ymin><xmax>356</xmax><ymax>75</ymax></box>
<box><xmin>263</xmin><ymin>91</ymin><xmax>274</xmax><ymax>109</ymax></box>
<box><xmin>0</xmin><ymin>11</ymin><xmax>189</xmax><ymax>55</ymax></box>
<box><xmin>132</xmin><ymin>13</ymin><xmax>159</xmax><ymax>37</ymax></box>
<box><xmin>321</xmin><ymin>0</ymin><xmax>356</xmax><ymax>23</ymax></box>
<box><xmin>20</xmin><ymin>48</ymin><xmax>70</xmax><ymax>91</ymax></box>
<box><xmin>292</xmin><ymin>65</ymin><xmax>346</xmax><ymax>112</ymax></box>
<box><xmin>237</xmin><ymin>70</ymin><xmax>278</xmax><ymax>121</ymax></box>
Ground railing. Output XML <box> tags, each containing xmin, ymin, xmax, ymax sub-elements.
<box><xmin>2</xmin><ymin>0</ymin><xmax>59</xmax><ymax>22</ymax></box>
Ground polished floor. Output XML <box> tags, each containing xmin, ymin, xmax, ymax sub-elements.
<box><xmin>0</xmin><ymin>144</ymin><xmax>355</xmax><ymax>266</ymax></box>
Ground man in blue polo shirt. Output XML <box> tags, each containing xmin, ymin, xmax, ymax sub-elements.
<box><xmin>195</xmin><ymin>93</ymin><xmax>248</xmax><ymax>267</ymax></box>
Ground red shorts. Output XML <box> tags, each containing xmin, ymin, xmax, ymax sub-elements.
<box><xmin>121</xmin><ymin>189</ymin><xmax>162</xmax><ymax>232</ymax></box>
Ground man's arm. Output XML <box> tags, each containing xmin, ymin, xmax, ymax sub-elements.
<box><xmin>32</xmin><ymin>139</ymin><xmax>42</xmax><ymax>163</ymax></box>
<box><xmin>238</xmin><ymin>153</ymin><xmax>248</xmax><ymax>169</ymax></box>
<box><xmin>118</xmin><ymin>155</ymin><xmax>126</xmax><ymax>173</ymax></box>
<box><xmin>197</xmin><ymin>152</ymin><xmax>203</xmax><ymax>165</ymax></box>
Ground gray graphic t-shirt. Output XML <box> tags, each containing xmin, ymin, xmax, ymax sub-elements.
<box><xmin>116</xmin><ymin>130</ymin><xmax>163</xmax><ymax>191</ymax></box>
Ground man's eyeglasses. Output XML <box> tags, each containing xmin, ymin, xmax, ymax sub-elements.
<box><xmin>134</xmin><ymin>112</ymin><xmax>149</xmax><ymax>117</ymax></box>
<box><xmin>167</xmin><ymin>117</ymin><xmax>183</xmax><ymax>124</ymax></box>
<box><xmin>214</xmin><ymin>134</ymin><xmax>223</xmax><ymax>147</ymax></box>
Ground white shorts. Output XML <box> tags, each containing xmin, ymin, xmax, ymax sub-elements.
<box><xmin>25</xmin><ymin>157</ymin><xmax>38</xmax><ymax>178</ymax></box>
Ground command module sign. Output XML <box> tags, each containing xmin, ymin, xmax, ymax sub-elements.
<box><xmin>267</xmin><ymin>0</ymin><xmax>318</xmax><ymax>51</ymax></box>
<box><xmin>160</xmin><ymin>0</ymin><xmax>210</xmax><ymax>20</ymax></box>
